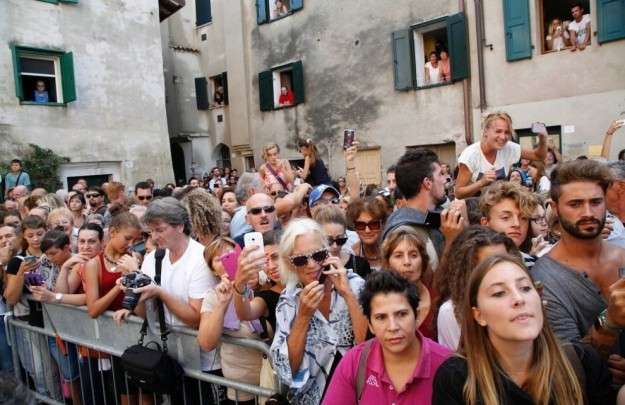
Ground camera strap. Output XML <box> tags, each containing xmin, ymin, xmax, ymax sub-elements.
<box><xmin>138</xmin><ymin>249</ymin><xmax>168</xmax><ymax>351</ymax></box>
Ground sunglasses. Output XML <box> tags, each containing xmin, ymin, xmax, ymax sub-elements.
<box><xmin>312</xmin><ymin>198</ymin><xmax>339</xmax><ymax>208</ymax></box>
<box><xmin>289</xmin><ymin>248</ymin><xmax>329</xmax><ymax>267</ymax></box>
<box><xmin>327</xmin><ymin>235</ymin><xmax>348</xmax><ymax>246</ymax></box>
<box><xmin>248</xmin><ymin>205</ymin><xmax>276</xmax><ymax>215</ymax></box>
<box><xmin>86</xmin><ymin>194</ymin><xmax>101</xmax><ymax>198</ymax></box>
<box><xmin>137</xmin><ymin>195</ymin><xmax>153</xmax><ymax>201</ymax></box>
<box><xmin>354</xmin><ymin>220</ymin><xmax>382</xmax><ymax>231</ymax></box>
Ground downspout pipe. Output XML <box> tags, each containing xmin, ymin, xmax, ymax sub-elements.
<box><xmin>459</xmin><ymin>0</ymin><xmax>473</xmax><ymax>146</ymax></box>
<box><xmin>474</xmin><ymin>0</ymin><xmax>488</xmax><ymax>112</ymax></box>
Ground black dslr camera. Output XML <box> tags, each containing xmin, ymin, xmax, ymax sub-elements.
<box><xmin>120</xmin><ymin>271</ymin><xmax>153</xmax><ymax>310</ymax></box>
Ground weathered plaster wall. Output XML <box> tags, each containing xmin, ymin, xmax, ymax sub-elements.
<box><xmin>0</xmin><ymin>0</ymin><xmax>174</xmax><ymax>186</ymax></box>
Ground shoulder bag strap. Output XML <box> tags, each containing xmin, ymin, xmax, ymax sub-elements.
<box><xmin>153</xmin><ymin>249</ymin><xmax>169</xmax><ymax>351</ymax></box>
<box><xmin>266</xmin><ymin>163</ymin><xmax>289</xmax><ymax>190</ymax></box>
<box><xmin>15</xmin><ymin>172</ymin><xmax>22</xmax><ymax>186</ymax></box>
<box><xmin>355</xmin><ymin>339</ymin><xmax>374</xmax><ymax>401</ymax></box>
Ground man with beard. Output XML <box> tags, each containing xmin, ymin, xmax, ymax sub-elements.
<box><xmin>382</xmin><ymin>149</ymin><xmax>467</xmax><ymax>271</ymax></box>
<box><xmin>533</xmin><ymin>160</ymin><xmax>625</xmax><ymax>383</ymax></box>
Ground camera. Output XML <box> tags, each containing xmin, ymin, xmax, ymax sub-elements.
<box><xmin>120</xmin><ymin>271</ymin><xmax>153</xmax><ymax>310</ymax></box>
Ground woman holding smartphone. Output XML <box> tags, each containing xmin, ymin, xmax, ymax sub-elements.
<box><xmin>433</xmin><ymin>254</ymin><xmax>614</xmax><ymax>404</ymax></box>
<box><xmin>270</xmin><ymin>218</ymin><xmax>367</xmax><ymax>404</ymax></box>
<box><xmin>455</xmin><ymin>112</ymin><xmax>547</xmax><ymax>199</ymax></box>
<box><xmin>296</xmin><ymin>138</ymin><xmax>332</xmax><ymax>187</ymax></box>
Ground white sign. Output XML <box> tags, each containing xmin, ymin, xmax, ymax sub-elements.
<box><xmin>563</xmin><ymin>125</ymin><xmax>575</xmax><ymax>134</ymax></box>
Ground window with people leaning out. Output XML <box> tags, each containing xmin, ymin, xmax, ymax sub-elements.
<box><xmin>541</xmin><ymin>0</ymin><xmax>591</xmax><ymax>53</ymax></box>
<box><xmin>210</xmin><ymin>73</ymin><xmax>228</xmax><ymax>108</ymax></box>
<box><xmin>392</xmin><ymin>13</ymin><xmax>469</xmax><ymax>91</ymax></box>
<box><xmin>256</xmin><ymin>0</ymin><xmax>303</xmax><ymax>24</ymax></box>
<box><xmin>10</xmin><ymin>45</ymin><xmax>76</xmax><ymax>105</ymax></box>
<box><xmin>258</xmin><ymin>61</ymin><xmax>304</xmax><ymax>111</ymax></box>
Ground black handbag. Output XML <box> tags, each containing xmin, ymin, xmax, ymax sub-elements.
<box><xmin>121</xmin><ymin>249</ymin><xmax>184</xmax><ymax>394</ymax></box>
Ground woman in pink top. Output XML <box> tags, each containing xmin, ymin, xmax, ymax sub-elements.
<box><xmin>439</xmin><ymin>50</ymin><xmax>451</xmax><ymax>82</ymax></box>
<box><xmin>259</xmin><ymin>143</ymin><xmax>294</xmax><ymax>194</ymax></box>
<box><xmin>323</xmin><ymin>271</ymin><xmax>451</xmax><ymax>405</ymax></box>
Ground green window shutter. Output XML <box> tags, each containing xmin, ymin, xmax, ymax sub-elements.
<box><xmin>447</xmin><ymin>12</ymin><xmax>470</xmax><ymax>81</ymax></box>
<box><xmin>60</xmin><ymin>51</ymin><xmax>76</xmax><ymax>103</ymax></box>
<box><xmin>256</xmin><ymin>0</ymin><xmax>268</xmax><ymax>24</ymax></box>
<box><xmin>195</xmin><ymin>77</ymin><xmax>209</xmax><ymax>110</ymax></box>
<box><xmin>598</xmin><ymin>0</ymin><xmax>625</xmax><ymax>44</ymax></box>
<box><xmin>196</xmin><ymin>0</ymin><xmax>212</xmax><ymax>26</ymax></box>
<box><xmin>503</xmin><ymin>0</ymin><xmax>532</xmax><ymax>61</ymax></box>
<box><xmin>258</xmin><ymin>70</ymin><xmax>274</xmax><ymax>111</ymax></box>
<box><xmin>59</xmin><ymin>0</ymin><xmax>79</xmax><ymax>3</ymax></box>
<box><xmin>10</xmin><ymin>44</ymin><xmax>24</xmax><ymax>101</ymax></box>
<box><xmin>291</xmin><ymin>61</ymin><xmax>305</xmax><ymax>104</ymax></box>
<box><xmin>291</xmin><ymin>0</ymin><xmax>303</xmax><ymax>12</ymax></box>
<box><xmin>391</xmin><ymin>30</ymin><xmax>415</xmax><ymax>91</ymax></box>
<box><xmin>221</xmin><ymin>72</ymin><xmax>229</xmax><ymax>105</ymax></box>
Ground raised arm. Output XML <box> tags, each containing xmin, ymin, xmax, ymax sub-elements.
<box><xmin>601</xmin><ymin>120</ymin><xmax>625</xmax><ymax>159</ymax></box>
<box><xmin>344</xmin><ymin>142</ymin><xmax>361</xmax><ymax>200</ymax></box>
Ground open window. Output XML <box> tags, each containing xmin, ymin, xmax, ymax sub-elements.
<box><xmin>195</xmin><ymin>0</ymin><xmax>212</xmax><ymax>26</ymax></box>
<box><xmin>539</xmin><ymin>0</ymin><xmax>590</xmax><ymax>53</ymax></box>
<box><xmin>256</xmin><ymin>0</ymin><xmax>303</xmax><ymax>24</ymax></box>
<box><xmin>210</xmin><ymin>72</ymin><xmax>229</xmax><ymax>107</ymax></box>
<box><xmin>258</xmin><ymin>61</ymin><xmax>304</xmax><ymax>111</ymax></box>
<box><xmin>10</xmin><ymin>45</ymin><xmax>76</xmax><ymax>105</ymax></box>
<box><xmin>392</xmin><ymin>13</ymin><xmax>469</xmax><ymax>91</ymax></box>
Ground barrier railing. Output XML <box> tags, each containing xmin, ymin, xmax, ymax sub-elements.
<box><xmin>6</xmin><ymin>301</ymin><xmax>283</xmax><ymax>405</ymax></box>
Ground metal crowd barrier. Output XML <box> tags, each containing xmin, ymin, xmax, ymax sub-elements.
<box><xmin>5</xmin><ymin>301</ymin><xmax>283</xmax><ymax>405</ymax></box>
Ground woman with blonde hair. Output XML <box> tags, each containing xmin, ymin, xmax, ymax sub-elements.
<box><xmin>455</xmin><ymin>112</ymin><xmax>548</xmax><ymax>199</ymax></box>
<box><xmin>433</xmin><ymin>254</ymin><xmax>614</xmax><ymax>404</ymax></box>
<box><xmin>259</xmin><ymin>142</ymin><xmax>294</xmax><ymax>194</ymax></box>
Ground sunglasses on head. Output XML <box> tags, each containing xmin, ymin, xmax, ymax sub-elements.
<box><xmin>289</xmin><ymin>248</ymin><xmax>329</xmax><ymax>267</ymax></box>
<box><xmin>354</xmin><ymin>220</ymin><xmax>382</xmax><ymax>231</ymax></box>
<box><xmin>137</xmin><ymin>195</ymin><xmax>153</xmax><ymax>201</ymax></box>
<box><xmin>86</xmin><ymin>193</ymin><xmax>101</xmax><ymax>198</ymax></box>
<box><xmin>248</xmin><ymin>205</ymin><xmax>276</xmax><ymax>215</ymax></box>
<box><xmin>312</xmin><ymin>198</ymin><xmax>339</xmax><ymax>208</ymax></box>
<box><xmin>327</xmin><ymin>235</ymin><xmax>348</xmax><ymax>246</ymax></box>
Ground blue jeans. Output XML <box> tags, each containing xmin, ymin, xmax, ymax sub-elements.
<box><xmin>47</xmin><ymin>336</ymin><xmax>80</xmax><ymax>382</ymax></box>
<box><xmin>0</xmin><ymin>315</ymin><xmax>13</xmax><ymax>373</ymax></box>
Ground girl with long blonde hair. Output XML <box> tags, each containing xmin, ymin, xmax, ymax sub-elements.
<box><xmin>433</xmin><ymin>254</ymin><xmax>614</xmax><ymax>404</ymax></box>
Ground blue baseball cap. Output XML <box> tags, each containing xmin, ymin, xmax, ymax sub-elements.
<box><xmin>308</xmin><ymin>185</ymin><xmax>340</xmax><ymax>207</ymax></box>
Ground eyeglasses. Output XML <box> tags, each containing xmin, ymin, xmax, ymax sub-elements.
<box><xmin>354</xmin><ymin>220</ymin><xmax>382</xmax><ymax>231</ymax></box>
<box><xmin>248</xmin><ymin>205</ymin><xmax>276</xmax><ymax>215</ymax></box>
<box><xmin>530</xmin><ymin>216</ymin><xmax>548</xmax><ymax>225</ymax></box>
<box><xmin>327</xmin><ymin>235</ymin><xmax>348</xmax><ymax>246</ymax></box>
<box><xmin>86</xmin><ymin>193</ymin><xmax>101</xmax><ymax>198</ymax></box>
<box><xmin>137</xmin><ymin>195</ymin><xmax>153</xmax><ymax>201</ymax></box>
<box><xmin>289</xmin><ymin>248</ymin><xmax>329</xmax><ymax>267</ymax></box>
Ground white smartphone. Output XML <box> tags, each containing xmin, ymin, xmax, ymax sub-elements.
<box><xmin>243</xmin><ymin>231</ymin><xmax>265</xmax><ymax>254</ymax></box>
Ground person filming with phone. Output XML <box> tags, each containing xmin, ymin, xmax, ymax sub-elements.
<box><xmin>455</xmin><ymin>112</ymin><xmax>547</xmax><ymax>199</ymax></box>
<box><xmin>270</xmin><ymin>218</ymin><xmax>368</xmax><ymax>404</ymax></box>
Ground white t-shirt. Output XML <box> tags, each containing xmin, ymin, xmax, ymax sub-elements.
<box><xmin>458</xmin><ymin>141</ymin><xmax>521</xmax><ymax>182</ymax></box>
<box><xmin>568</xmin><ymin>14</ymin><xmax>591</xmax><ymax>45</ymax></box>
<box><xmin>425</xmin><ymin>61</ymin><xmax>441</xmax><ymax>85</ymax></box>
<box><xmin>436</xmin><ymin>299</ymin><xmax>461</xmax><ymax>350</ymax></box>
<box><xmin>141</xmin><ymin>238</ymin><xmax>217</xmax><ymax>327</ymax></box>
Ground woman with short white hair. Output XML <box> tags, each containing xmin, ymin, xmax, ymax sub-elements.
<box><xmin>270</xmin><ymin>218</ymin><xmax>367</xmax><ymax>404</ymax></box>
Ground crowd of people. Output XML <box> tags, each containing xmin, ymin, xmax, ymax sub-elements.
<box><xmin>1</xmin><ymin>111</ymin><xmax>625</xmax><ymax>404</ymax></box>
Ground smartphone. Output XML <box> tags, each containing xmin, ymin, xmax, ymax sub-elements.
<box><xmin>24</xmin><ymin>272</ymin><xmax>44</xmax><ymax>287</ymax></box>
<box><xmin>617</xmin><ymin>119</ymin><xmax>625</xmax><ymax>126</ymax></box>
<box><xmin>495</xmin><ymin>167</ymin><xmax>507</xmax><ymax>180</ymax></box>
<box><xmin>531</xmin><ymin>122</ymin><xmax>546</xmax><ymax>134</ymax></box>
<box><xmin>424</xmin><ymin>211</ymin><xmax>442</xmax><ymax>228</ymax></box>
<box><xmin>343</xmin><ymin>129</ymin><xmax>355</xmax><ymax>150</ymax></box>
<box><xmin>244</xmin><ymin>232</ymin><xmax>264</xmax><ymax>251</ymax></box>
<box><xmin>23</xmin><ymin>256</ymin><xmax>37</xmax><ymax>263</ymax></box>
<box><xmin>619</xmin><ymin>267</ymin><xmax>625</xmax><ymax>279</ymax></box>
<box><xmin>220</xmin><ymin>245</ymin><xmax>242</xmax><ymax>280</ymax></box>
<box><xmin>319</xmin><ymin>265</ymin><xmax>330</xmax><ymax>284</ymax></box>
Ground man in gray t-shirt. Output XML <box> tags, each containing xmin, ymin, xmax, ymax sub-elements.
<box><xmin>532</xmin><ymin>160</ymin><xmax>625</xmax><ymax>386</ymax></box>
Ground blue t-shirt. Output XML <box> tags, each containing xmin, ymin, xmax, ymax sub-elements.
<box><xmin>33</xmin><ymin>90</ymin><xmax>49</xmax><ymax>103</ymax></box>
<box><xmin>4</xmin><ymin>171</ymin><xmax>31</xmax><ymax>190</ymax></box>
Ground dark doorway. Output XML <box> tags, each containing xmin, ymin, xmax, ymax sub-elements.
<box><xmin>170</xmin><ymin>142</ymin><xmax>187</xmax><ymax>186</ymax></box>
<box><xmin>67</xmin><ymin>175</ymin><xmax>111</xmax><ymax>191</ymax></box>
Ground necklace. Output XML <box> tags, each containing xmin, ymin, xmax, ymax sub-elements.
<box><xmin>104</xmin><ymin>253</ymin><xmax>119</xmax><ymax>265</ymax></box>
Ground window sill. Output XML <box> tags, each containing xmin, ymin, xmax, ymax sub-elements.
<box><xmin>209</xmin><ymin>104</ymin><xmax>226</xmax><ymax>110</ymax></box>
<box><xmin>415</xmin><ymin>81</ymin><xmax>454</xmax><ymax>91</ymax></box>
<box><xmin>273</xmin><ymin>103</ymin><xmax>297</xmax><ymax>110</ymax></box>
<box><xmin>20</xmin><ymin>101</ymin><xmax>66</xmax><ymax>107</ymax></box>
<box><xmin>269</xmin><ymin>12</ymin><xmax>294</xmax><ymax>23</ymax></box>
<box><xmin>196</xmin><ymin>21</ymin><xmax>213</xmax><ymax>29</ymax></box>
<box><xmin>541</xmin><ymin>45</ymin><xmax>591</xmax><ymax>54</ymax></box>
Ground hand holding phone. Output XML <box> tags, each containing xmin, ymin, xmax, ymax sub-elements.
<box><xmin>220</xmin><ymin>245</ymin><xmax>242</xmax><ymax>280</ymax></box>
<box><xmin>531</xmin><ymin>122</ymin><xmax>547</xmax><ymax>135</ymax></box>
<box><xmin>24</xmin><ymin>272</ymin><xmax>44</xmax><ymax>287</ymax></box>
<box><xmin>424</xmin><ymin>211</ymin><xmax>442</xmax><ymax>228</ymax></box>
<box><xmin>343</xmin><ymin>129</ymin><xmax>355</xmax><ymax>150</ymax></box>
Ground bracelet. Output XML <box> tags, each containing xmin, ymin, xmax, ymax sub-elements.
<box><xmin>346</xmin><ymin>167</ymin><xmax>356</xmax><ymax>171</ymax></box>
<box><xmin>233</xmin><ymin>284</ymin><xmax>246</xmax><ymax>296</ymax></box>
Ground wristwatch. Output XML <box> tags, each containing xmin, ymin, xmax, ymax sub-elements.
<box><xmin>595</xmin><ymin>309</ymin><xmax>623</xmax><ymax>333</ymax></box>
<box><xmin>54</xmin><ymin>293</ymin><xmax>63</xmax><ymax>303</ymax></box>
